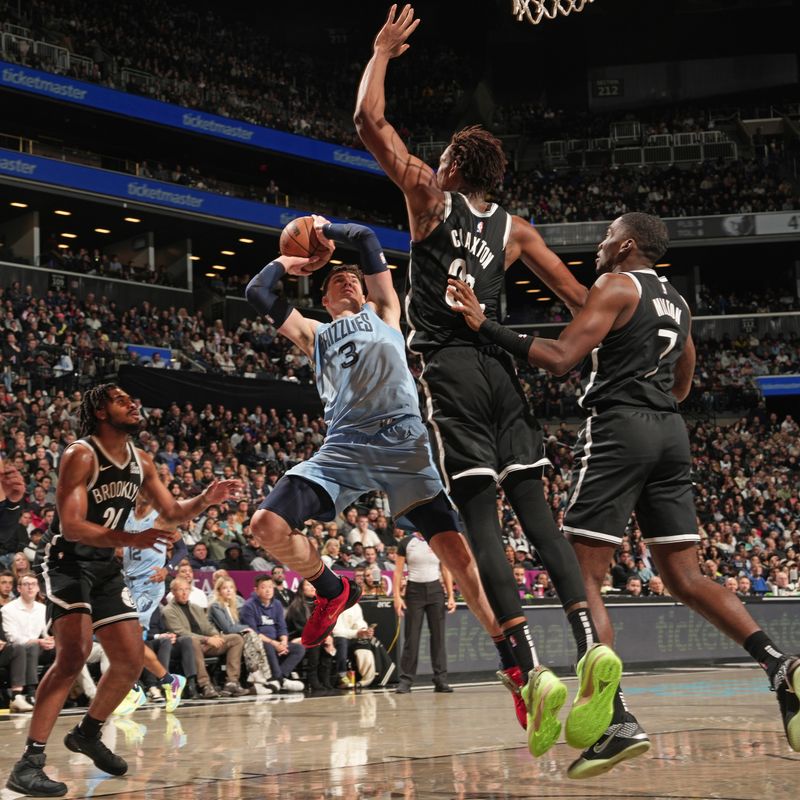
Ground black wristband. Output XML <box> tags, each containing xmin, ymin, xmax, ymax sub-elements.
<box><xmin>479</xmin><ymin>319</ymin><xmax>534</xmax><ymax>361</ymax></box>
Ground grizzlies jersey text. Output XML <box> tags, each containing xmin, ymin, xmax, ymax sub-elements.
<box><xmin>123</xmin><ymin>508</ymin><xmax>163</xmax><ymax>580</ymax></box>
<box><xmin>314</xmin><ymin>304</ymin><xmax>421</xmax><ymax>434</ymax></box>
<box><xmin>579</xmin><ymin>269</ymin><xmax>691</xmax><ymax>414</ymax></box>
<box><xmin>39</xmin><ymin>438</ymin><xmax>144</xmax><ymax>564</ymax></box>
<box><xmin>406</xmin><ymin>192</ymin><xmax>511</xmax><ymax>354</ymax></box>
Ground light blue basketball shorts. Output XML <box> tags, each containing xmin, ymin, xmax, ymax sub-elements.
<box><xmin>286</xmin><ymin>415</ymin><xmax>445</xmax><ymax>517</ymax></box>
<box><xmin>125</xmin><ymin>577</ymin><xmax>165</xmax><ymax>635</ymax></box>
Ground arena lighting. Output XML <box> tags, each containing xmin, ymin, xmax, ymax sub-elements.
<box><xmin>329</xmin><ymin>259</ymin><xmax>343</xmax><ymax>265</ymax></box>
<box><xmin>57</xmin><ymin>244</ymin><xmax>68</xmax><ymax>249</ymax></box>
<box><xmin>656</xmin><ymin>262</ymin><xmax>672</xmax><ymax>267</ymax></box>
<box><xmin>204</xmin><ymin>272</ymin><xmax>216</xmax><ymax>277</ymax></box>
<box><xmin>94</xmin><ymin>228</ymin><xmax>111</xmax><ymax>234</ymax></box>
<box><xmin>515</xmin><ymin>280</ymin><xmax>531</xmax><ymax>285</ymax></box>
<box><xmin>537</xmin><ymin>297</ymin><xmax>552</xmax><ymax>302</ymax></box>
<box><xmin>60</xmin><ymin>232</ymin><xmax>77</xmax><ymax>239</ymax></box>
<box><xmin>221</xmin><ymin>250</ymin><xmax>235</xmax><ymax>256</ymax></box>
<box><xmin>212</xmin><ymin>265</ymin><xmax>227</xmax><ymax>270</ymax></box>
<box><xmin>124</xmin><ymin>217</ymin><xmax>141</xmax><ymax>223</ymax></box>
<box><xmin>189</xmin><ymin>255</ymin><xmax>200</xmax><ymax>261</ymax></box>
<box><xmin>567</xmin><ymin>260</ymin><xmax>583</xmax><ymax>266</ymax></box>
<box><xmin>54</xmin><ymin>209</ymin><xmax>71</xmax><ymax>216</ymax></box>
<box><xmin>526</xmin><ymin>288</ymin><xmax>541</xmax><ymax>293</ymax></box>
<box><xmin>9</xmin><ymin>202</ymin><xmax>27</xmax><ymax>208</ymax></box>
<box><xmin>238</xmin><ymin>237</ymin><xmax>254</xmax><ymax>244</ymax></box>
<box><xmin>387</xmin><ymin>264</ymin><xmax>397</xmax><ymax>270</ymax></box>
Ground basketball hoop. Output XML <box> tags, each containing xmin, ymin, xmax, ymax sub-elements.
<box><xmin>512</xmin><ymin>0</ymin><xmax>595</xmax><ymax>25</ymax></box>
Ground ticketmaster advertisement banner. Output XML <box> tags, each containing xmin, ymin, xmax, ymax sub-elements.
<box><xmin>411</xmin><ymin>599</ymin><xmax>800</xmax><ymax>675</ymax></box>
<box><xmin>0</xmin><ymin>148</ymin><xmax>410</xmax><ymax>252</ymax></box>
<box><xmin>0</xmin><ymin>61</ymin><xmax>384</xmax><ymax>176</ymax></box>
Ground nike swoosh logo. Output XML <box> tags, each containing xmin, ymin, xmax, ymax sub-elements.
<box><xmin>99</xmin><ymin>465</ymin><xmax>113</xmax><ymax>471</ymax></box>
<box><xmin>592</xmin><ymin>726</ymin><xmax>622</xmax><ymax>754</ymax></box>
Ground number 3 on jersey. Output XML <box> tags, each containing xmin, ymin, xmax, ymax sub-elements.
<box><xmin>101</xmin><ymin>507</ymin><xmax>125</xmax><ymax>530</ymax></box>
<box><xmin>339</xmin><ymin>341</ymin><xmax>359</xmax><ymax>368</ymax></box>
<box><xmin>644</xmin><ymin>328</ymin><xmax>678</xmax><ymax>378</ymax></box>
<box><xmin>445</xmin><ymin>258</ymin><xmax>482</xmax><ymax>309</ymax></box>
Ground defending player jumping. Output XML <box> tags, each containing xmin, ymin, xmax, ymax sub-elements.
<box><xmin>354</xmin><ymin>3</ymin><xmax>622</xmax><ymax>757</ymax></box>
<box><xmin>7</xmin><ymin>385</ymin><xmax>240</xmax><ymax>798</ymax></box>
<box><xmin>450</xmin><ymin>211</ymin><xmax>800</xmax><ymax>777</ymax></box>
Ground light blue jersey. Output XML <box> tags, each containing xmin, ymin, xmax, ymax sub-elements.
<box><xmin>123</xmin><ymin>508</ymin><xmax>163</xmax><ymax>581</ymax></box>
<box><xmin>284</xmin><ymin>304</ymin><xmax>447</xmax><ymax>518</ymax></box>
<box><xmin>315</xmin><ymin>304</ymin><xmax>420</xmax><ymax>434</ymax></box>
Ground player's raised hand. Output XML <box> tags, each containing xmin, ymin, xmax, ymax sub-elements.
<box><xmin>447</xmin><ymin>278</ymin><xmax>487</xmax><ymax>331</ymax></box>
<box><xmin>202</xmin><ymin>479</ymin><xmax>243</xmax><ymax>505</ymax></box>
<box><xmin>0</xmin><ymin>461</ymin><xmax>25</xmax><ymax>503</ymax></box>
<box><xmin>374</xmin><ymin>4</ymin><xmax>420</xmax><ymax>59</ymax></box>
<box><xmin>277</xmin><ymin>253</ymin><xmax>331</xmax><ymax>277</ymax></box>
<box><xmin>311</xmin><ymin>214</ymin><xmax>334</xmax><ymax>248</ymax></box>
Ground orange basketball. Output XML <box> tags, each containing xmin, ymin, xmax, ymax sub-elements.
<box><xmin>279</xmin><ymin>216</ymin><xmax>326</xmax><ymax>258</ymax></box>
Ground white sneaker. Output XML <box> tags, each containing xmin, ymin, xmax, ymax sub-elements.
<box><xmin>10</xmin><ymin>694</ymin><xmax>33</xmax><ymax>712</ymax></box>
<box><xmin>266</xmin><ymin>680</ymin><xmax>282</xmax><ymax>694</ymax></box>
<box><xmin>282</xmin><ymin>678</ymin><xmax>305</xmax><ymax>693</ymax></box>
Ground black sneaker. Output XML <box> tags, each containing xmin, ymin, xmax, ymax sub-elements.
<box><xmin>566</xmin><ymin>713</ymin><xmax>651</xmax><ymax>780</ymax></box>
<box><xmin>6</xmin><ymin>753</ymin><xmax>68</xmax><ymax>797</ymax></box>
<box><xmin>772</xmin><ymin>656</ymin><xmax>800</xmax><ymax>751</ymax></box>
<box><xmin>64</xmin><ymin>726</ymin><xmax>128</xmax><ymax>776</ymax></box>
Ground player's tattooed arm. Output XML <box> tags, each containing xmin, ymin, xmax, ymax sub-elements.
<box><xmin>354</xmin><ymin>4</ymin><xmax>444</xmax><ymax>241</ymax></box>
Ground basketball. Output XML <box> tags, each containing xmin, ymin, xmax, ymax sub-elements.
<box><xmin>279</xmin><ymin>216</ymin><xmax>326</xmax><ymax>258</ymax></box>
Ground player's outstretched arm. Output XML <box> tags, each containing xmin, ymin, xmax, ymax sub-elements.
<box><xmin>138</xmin><ymin>449</ymin><xmax>241</xmax><ymax>526</ymax></box>
<box><xmin>449</xmin><ymin>273</ymin><xmax>637</xmax><ymax>375</ymax></box>
<box><xmin>354</xmin><ymin>5</ymin><xmax>441</xmax><ymax>239</ymax></box>
<box><xmin>507</xmin><ymin>216</ymin><xmax>589</xmax><ymax>316</ymax></box>
<box><xmin>56</xmin><ymin>445</ymin><xmax>172</xmax><ymax>551</ymax></box>
<box><xmin>245</xmin><ymin>256</ymin><xmax>322</xmax><ymax>358</ymax></box>
<box><xmin>672</xmin><ymin>331</ymin><xmax>695</xmax><ymax>402</ymax></box>
<box><xmin>313</xmin><ymin>216</ymin><xmax>401</xmax><ymax>329</ymax></box>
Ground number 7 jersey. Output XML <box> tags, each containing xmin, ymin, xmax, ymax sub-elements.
<box><xmin>39</xmin><ymin>437</ymin><xmax>144</xmax><ymax>564</ymax></box>
<box><xmin>578</xmin><ymin>268</ymin><xmax>691</xmax><ymax>415</ymax></box>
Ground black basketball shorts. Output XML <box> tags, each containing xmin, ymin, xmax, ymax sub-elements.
<box><xmin>38</xmin><ymin>557</ymin><xmax>139</xmax><ymax>630</ymax></box>
<box><xmin>418</xmin><ymin>345</ymin><xmax>549</xmax><ymax>488</ymax></box>
<box><xmin>563</xmin><ymin>408</ymin><xmax>699</xmax><ymax>545</ymax></box>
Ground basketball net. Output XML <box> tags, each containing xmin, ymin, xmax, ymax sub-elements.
<box><xmin>512</xmin><ymin>0</ymin><xmax>594</xmax><ymax>25</ymax></box>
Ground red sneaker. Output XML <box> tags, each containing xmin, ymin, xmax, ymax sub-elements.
<box><xmin>497</xmin><ymin>666</ymin><xmax>528</xmax><ymax>730</ymax></box>
<box><xmin>301</xmin><ymin>577</ymin><xmax>361</xmax><ymax>648</ymax></box>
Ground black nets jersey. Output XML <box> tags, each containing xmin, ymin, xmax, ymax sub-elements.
<box><xmin>578</xmin><ymin>269</ymin><xmax>691</xmax><ymax>415</ymax></box>
<box><xmin>38</xmin><ymin>437</ymin><xmax>144</xmax><ymax>564</ymax></box>
<box><xmin>405</xmin><ymin>192</ymin><xmax>512</xmax><ymax>355</ymax></box>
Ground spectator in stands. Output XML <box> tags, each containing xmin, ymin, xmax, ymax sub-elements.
<box><xmin>166</xmin><ymin>560</ymin><xmax>209</xmax><ymax>608</ymax></box>
<box><xmin>611</xmin><ymin>552</ymin><xmax>638</xmax><ymax>591</ymax></box>
<box><xmin>189</xmin><ymin>542</ymin><xmax>218</xmax><ymax>571</ymax></box>
<box><xmin>332</xmin><ymin>603</ymin><xmax>380</xmax><ymax>689</ymax></box>
<box><xmin>240</xmin><ymin>575</ymin><xmax>304</xmax><ymax>693</ymax></box>
<box><xmin>645</xmin><ymin>575</ymin><xmax>667</xmax><ymax>597</ymax></box>
<box><xmin>624</xmin><ymin>577</ymin><xmax>644</xmax><ymax>597</ymax></box>
<box><xmin>512</xmin><ymin>566</ymin><xmax>532</xmax><ymax>600</ymax></box>
<box><xmin>533</xmin><ymin>571</ymin><xmax>558</xmax><ymax>599</ymax></box>
<box><xmin>241</xmin><ymin>530</ymin><xmax>273</xmax><ymax>572</ymax></box>
<box><xmin>286</xmin><ymin>580</ymin><xmax>337</xmax><ymax>695</ymax></box>
<box><xmin>736</xmin><ymin>576</ymin><xmax>754</xmax><ymax>597</ymax></box>
<box><xmin>162</xmin><ymin>577</ymin><xmax>248</xmax><ymax>698</ymax></box>
<box><xmin>767</xmin><ymin>571</ymin><xmax>798</xmax><ymax>597</ymax></box>
<box><xmin>0</xmin><ymin>570</ymin><xmax>15</xmax><ymax>606</ymax></box>
<box><xmin>270</xmin><ymin>566</ymin><xmax>294</xmax><ymax>608</ymax></box>
<box><xmin>1</xmin><ymin>573</ymin><xmax>53</xmax><ymax>706</ymax></box>
<box><xmin>219</xmin><ymin>543</ymin><xmax>251</xmax><ymax>571</ymax></box>
<box><xmin>10</xmin><ymin>552</ymin><xmax>31</xmax><ymax>584</ymax></box>
<box><xmin>208</xmin><ymin>577</ymin><xmax>271</xmax><ymax>690</ymax></box>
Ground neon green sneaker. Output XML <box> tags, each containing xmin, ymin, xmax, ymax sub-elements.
<box><xmin>520</xmin><ymin>665</ymin><xmax>568</xmax><ymax>757</ymax></box>
<box><xmin>565</xmin><ymin>644</ymin><xmax>622</xmax><ymax>749</ymax></box>
<box><xmin>112</xmin><ymin>685</ymin><xmax>147</xmax><ymax>716</ymax></box>
<box><xmin>163</xmin><ymin>674</ymin><xmax>186</xmax><ymax>713</ymax></box>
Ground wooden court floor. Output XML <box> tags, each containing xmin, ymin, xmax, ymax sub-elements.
<box><xmin>1</xmin><ymin>665</ymin><xmax>797</xmax><ymax>799</ymax></box>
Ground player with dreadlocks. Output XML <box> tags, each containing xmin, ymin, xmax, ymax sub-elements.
<box><xmin>353</xmin><ymin>5</ymin><xmax>623</xmax><ymax>760</ymax></box>
<box><xmin>7</xmin><ymin>384</ymin><xmax>241</xmax><ymax>798</ymax></box>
